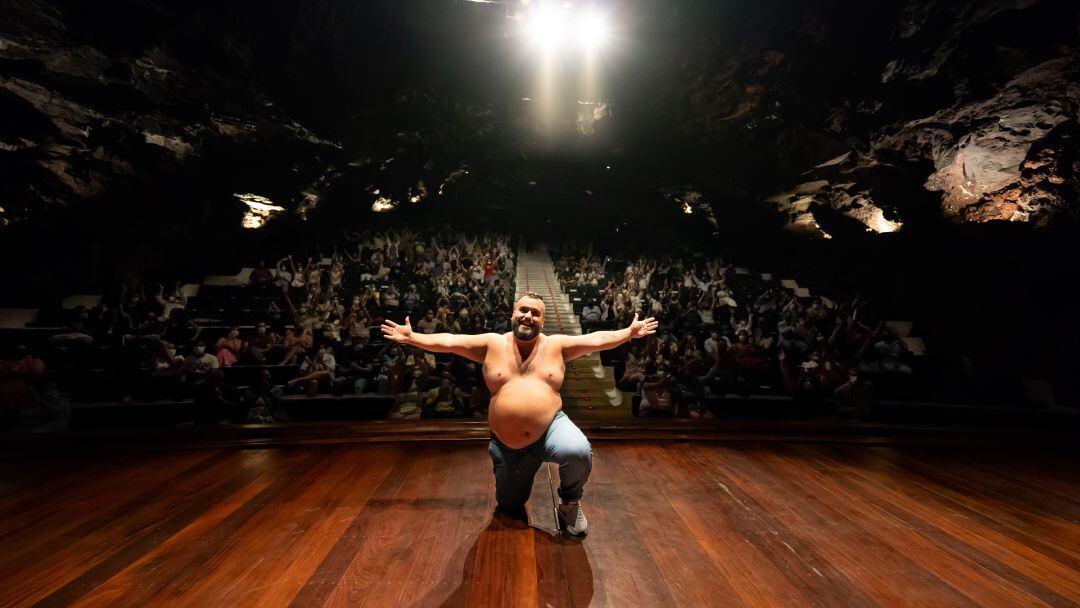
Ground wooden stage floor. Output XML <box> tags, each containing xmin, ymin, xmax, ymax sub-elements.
<box><xmin>1</xmin><ymin>441</ymin><xmax>1077</xmax><ymax>607</ymax></box>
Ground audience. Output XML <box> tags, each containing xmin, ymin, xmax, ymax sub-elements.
<box><xmin>555</xmin><ymin>241</ymin><xmax>917</xmax><ymax>417</ymax></box>
<box><xmin>1</xmin><ymin>225</ymin><xmax>925</xmax><ymax>432</ymax></box>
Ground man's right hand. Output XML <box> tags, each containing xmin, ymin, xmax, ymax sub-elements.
<box><xmin>381</xmin><ymin>316</ymin><xmax>414</xmax><ymax>344</ymax></box>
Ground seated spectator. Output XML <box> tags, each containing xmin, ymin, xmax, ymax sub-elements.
<box><xmin>387</xmin><ymin>368</ymin><xmax>423</xmax><ymax>420</ymax></box>
<box><xmin>287</xmin><ymin>346</ymin><xmax>336</xmax><ymax>396</ymax></box>
<box><xmin>384</xmin><ymin>284</ymin><xmax>401</xmax><ymax>309</ymax></box>
<box><xmin>193</xmin><ymin>368</ymin><xmax>242</xmax><ymax>424</ymax></box>
<box><xmin>346</xmin><ymin>307</ymin><xmax>373</xmax><ymax>343</ymax></box>
<box><xmin>466</xmin><ymin>312</ymin><xmax>487</xmax><ymax>334</ymax></box>
<box><xmin>244</xmin><ymin>322</ymin><xmax>279</xmax><ymax>364</ymax></box>
<box><xmin>244</xmin><ymin>370</ymin><xmax>282</xmax><ymax>423</ymax></box>
<box><xmin>249</xmin><ymin>261</ymin><xmax>275</xmax><ymax>286</ymax></box>
<box><xmin>6</xmin><ymin>344</ymin><xmax>45</xmax><ymax>388</ymax></box>
<box><xmin>871</xmin><ymin>330</ymin><xmax>913</xmax><ymax>374</ymax></box>
<box><xmin>729</xmin><ymin>332</ymin><xmax>764</xmax><ymax>374</ymax></box>
<box><xmin>703</xmin><ymin>330</ymin><xmax>722</xmax><ymax>357</ymax></box>
<box><xmin>183</xmin><ymin>341</ymin><xmax>219</xmax><ymax>382</ymax></box>
<box><xmin>328</xmin><ymin>259</ymin><xmax>344</xmax><ymax>296</ymax></box>
<box><xmin>402</xmin><ymin>284</ymin><xmax>421</xmax><ymax>314</ymax></box>
<box><xmin>618</xmin><ymin>344</ymin><xmax>647</xmax><ymax>391</ymax></box>
<box><xmin>13</xmin><ymin>382</ymin><xmax>70</xmax><ymax>432</ymax></box>
<box><xmin>834</xmin><ymin>367</ymin><xmax>874</xmax><ymax>417</ymax></box>
<box><xmin>164</xmin><ymin>280</ymin><xmax>189</xmax><ymax>314</ymax></box>
<box><xmin>48</xmin><ymin>306</ymin><xmax>96</xmax><ymax>350</ymax></box>
<box><xmin>279</xmin><ymin>327</ymin><xmax>314</xmax><ymax>366</ymax></box>
<box><xmin>677</xmin><ymin>302</ymin><xmax>704</xmax><ymax>333</ymax></box>
<box><xmin>423</xmin><ymin>374</ymin><xmax>466</xmax><ymax>418</ymax></box>
<box><xmin>338</xmin><ymin>342</ymin><xmax>376</xmax><ymax>395</ymax></box>
<box><xmin>145</xmin><ymin>340</ymin><xmax>186</xmax><ymax>400</ymax></box>
<box><xmin>276</xmin><ymin>255</ymin><xmax>298</xmax><ymax>290</ymax></box>
<box><xmin>697</xmin><ymin>343</ymin><xmax>741</xmax><ymax>397</ymax></box>
<box><xmin>304</xmin><ymin>258</ymin><xmax>322</xmax><ymax>293</ymax></box>
<box><xmin>127</xmin><ymin>310</ymin><xmax>165</xmax><ymax>345</ymax></box>
<box><xmin>416</xmin><ymin>310</ymin><xmax>439</xmax><ymax>334</ymax></box>
<box><xmin>638</xmin><ymin>364</ymin><xmax>678</xmax><ymax>417</ymax></box>
<box><xmin>491</xmin><ymin>308</ymin><xmax>511</xmax><ymax>333</ymax></box>
<box><xmin>215</xmin><ymin>327</ymin><xmax>243</xmax><ymax>367</ymax></box>
<box><xmin>376</xmin><ymin>344</ymin><xmax>405</xmax><ymax>393</ymax></box>
<box><xmin>163</xmin><ymin>308</ymin><xmax>200</xmax><ymax>347</ymax></box>
<box><xmin>581</xmin><ymin>302</ymin><xmax>601</xmax><ymax>323</ymax></box>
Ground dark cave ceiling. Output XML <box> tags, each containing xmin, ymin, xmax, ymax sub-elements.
<box><xmin>1</xmin><ymin>0</ymin><xmax>1078</xmax><ymax>234</ymax></box>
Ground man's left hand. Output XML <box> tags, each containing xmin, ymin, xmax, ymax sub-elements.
<box><xmin>629</xmin><ymin>313</ymin><xmax>658</xmax><ymax>339</ymax></box>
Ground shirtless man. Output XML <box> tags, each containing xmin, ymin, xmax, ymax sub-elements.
<box><xmin>381</xmin><ymin>291</ymin><xmax>657</xmax><ymax>536</ymax></box>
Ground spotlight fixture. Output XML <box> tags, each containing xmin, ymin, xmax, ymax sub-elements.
<box><xmin>524</xmin><ymin>4</ymin><xmax>563</xmax><ymax>50</ymax></box>
<box><xmin>519</xmin><ymin>2</ymin><xmax>610</xmax><ymax>53</ymax></box>
<box><xmin>576</xmin><ymin>9</ymin><xmax>608</xmax><ymax>50</ymax></box>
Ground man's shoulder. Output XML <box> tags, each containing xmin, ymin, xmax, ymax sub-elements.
<box><xmin>540</xmin><ymin>333</ymin><xmax>574</xmax><ymax>345</ymax></box>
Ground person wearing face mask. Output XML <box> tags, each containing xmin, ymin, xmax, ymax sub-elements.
<box><xmin>288</xmin><ymin>346</ymin><xmax>335</xmax><ymax>396</ymax></box>
<box><xmin>141</xmin><ymin>340</ymin><xmax>186</xmax><ymax>400</ymax></box>
<box><xmin>215</xmin><ymin>327</ymin><xmax>243</xmax><ymax>367</ymax></box>
<box><xmin>244</xmin><ymin>322</ymin><xmax>277</xmax><ymax>364</ymax></box>
<box><xmin>183</xmin><ymin>341</ymin><xmax>219</xmax><ymax>381</ymax></box>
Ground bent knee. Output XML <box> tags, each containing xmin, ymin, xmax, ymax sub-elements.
<box><xmin>561</xmin><ymin>442</ymin><xmax>593</xmax><ymax>467</ymax></box>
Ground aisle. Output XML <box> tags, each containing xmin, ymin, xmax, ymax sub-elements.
<box><xmin>515</xmin><ymin>245</ymin><xmax>624</xmax><ymax>413</ymax></box>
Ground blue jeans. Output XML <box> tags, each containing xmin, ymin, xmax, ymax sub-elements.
<box><xmin>488</xmin><ymin>410</ymin><xmax>593</xmax><ymax>511</ymax></box>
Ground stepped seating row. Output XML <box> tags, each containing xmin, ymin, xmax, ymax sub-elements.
<box><xmin>627</xmin><ymin>393</ymin><xmax>1076</xmax><ymax>428</ymax></box>
<box><xmin>47</xmin><ymin>365</ymin><xmax>305</xmax><ymax>402</ymax></box>
<box><xmin>69</xmin><ymin>394</ymin><xmax>397</xmax><ymax>430</ymax></box>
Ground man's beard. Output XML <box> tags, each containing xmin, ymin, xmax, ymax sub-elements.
<box><xmin>513</xmin><ymin>320</ymin><xmax>540</xmax><ymax>341</ymax></box>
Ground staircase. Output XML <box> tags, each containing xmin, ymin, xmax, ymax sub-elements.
<box><xmin>515</xmin><ymin>245</ymin><xmax>627</xmax><ymax>417</ymax></box>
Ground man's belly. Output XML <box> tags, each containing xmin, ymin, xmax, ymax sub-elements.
<box><xmin>488</xmin><ymin>377</ymin><xmax>562</xmax><ymax>449</ymax></box>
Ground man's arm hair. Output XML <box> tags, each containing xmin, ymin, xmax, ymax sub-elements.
<box><xmin>559</xmin><ymin>328</ymin><xmax>633</xmax><ymax>362</ymax></box>
<box><xmin>406</xmin><ymin>332</ymin><xmax>495</xmax><ymax>363</ymax></box>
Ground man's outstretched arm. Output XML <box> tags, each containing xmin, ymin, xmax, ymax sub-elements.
<box><xmin>381</xmin><ymin>316</ymin><xmax>493</xmax><ymax>363</ymax></box>
<box><xmin>560</xmin><ymin>313</ymin><xmax>658</xmax><ymax>361</ymax></box>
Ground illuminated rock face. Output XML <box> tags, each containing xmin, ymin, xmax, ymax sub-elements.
<box><xmin>878</xmin><ymin>58</ymin><xmax>1078</xmax><ymax>224</ymax></box>
<box><xmin>666</xmin><ymin>0</ymin><xmax>1079</xmax><ymax>229</ymax></box>
<box><xmin>0</xmin><ymin>0</ymin><xmax>341</xmax><ymax>227</ymax></box>
<box><xmin>0</xmin><ymin>0</ymin><xmax>1076</xmax><ymax>232</ymax></box>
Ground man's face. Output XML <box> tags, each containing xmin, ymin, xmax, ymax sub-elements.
<box><xmin>511</xmin><ymin>297</ymin><xmax>545</xmax><ymax>341</ymax></box>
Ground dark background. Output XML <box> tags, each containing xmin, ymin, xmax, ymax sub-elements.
<box><xmin>1</xmin><ymin>0</ymin><xmax>1078</xmax><ymax>404</ymax></box>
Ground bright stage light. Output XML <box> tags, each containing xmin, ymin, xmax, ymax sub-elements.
<box><xmin>577</xmin><ymin>10</ymin><xmax>608</xmax><ymax>50</ymax></box>
<box><xmin>520</xmin><ymin>4</ymin><xmax>610</xmax><ymax>52</ymax></box>
<box><xmin>524</xmin><ymin>5</ymin><xmax>563</xmax><ymax>50</ymax></box>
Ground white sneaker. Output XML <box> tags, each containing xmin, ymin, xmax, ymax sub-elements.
<box><xmin>558</xmin><ymin>500</ymin><xmax>588</xmax><ymax>537</ymax></box>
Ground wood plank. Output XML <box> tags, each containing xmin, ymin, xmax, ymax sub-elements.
<box><xmin>1</xmin><ymin>450</ymin><xmax>245</xmax><ymax>607</ymax></box>
<box><xmin>0</xmin><ymin>442</ymin><xmax>1078</xmax><ymax>608</ymax></box>
<box><xmin>155</xmin><ymin>446</ymin><xmax>390</xmax><ymax>606</ymax></box>
<box><xmin>33</xmin><ymin>448</ymin><xmax>323</xmax><ymax>608</ymax></box>
<box><xmin>716</xmin><ymin>444</ymin><xmax>978</xmax><ymax>606</ymax></box>
<box><xmin>565</xmin><ymin>445</ymin><xmax>678</xmax><ymax>607</ymax></box>
<box><xmin>768</xmin><ymin>444</ymin><xmax>1055</xmax><ymax>608</ymax></box>
<box><xmin>288</xmin><ymin>447</ymin><xmax>432</xmax><ymax>607</ymax></box>
<box><xmin>807</xmin><ymin>445</ymin><xmax>1080</xmax><ymax>606</ymax></box>
<box><xmin>688</xmin><ymin>443</ymin><xmax>902</xmax><ymax>607</ymax></box>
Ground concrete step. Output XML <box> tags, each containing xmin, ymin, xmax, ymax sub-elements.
<box><xmin>563</xmin><ymin>366</ymin><xmax>615</xmax><ymax>386</ymax></box>
<box><xmin>517</xmin><ymin>243</ymin><xmax>620</xmax><ymax>408</ymax></box>
<box><xmin>560</xmin><ymin>388</ymin><xmax>623</xmax><ymax>407</ymax></box>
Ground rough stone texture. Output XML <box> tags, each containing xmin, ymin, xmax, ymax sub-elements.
<box><xmin>0</xmin><ymin>0</ymin><xmax>341</xmax><ymax>226</ymax></box>
<box><xmin>877</xmin><ymin>57</ymin><xmax>1079</xmax><ymax>222</ymax></box>
<box><xmin>0</xmin><ymin>0</ymin><xmax>1078</xmax><ymax>230</ymax></box>
<box><xmin>666</xmin><ymin>0</ymin><xmax>1080</xmax><ymax>228</ymax></box>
